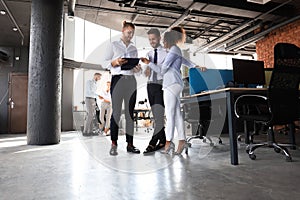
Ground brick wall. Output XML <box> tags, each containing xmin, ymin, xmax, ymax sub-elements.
<box><xmin>256</xmin><ymin>19</ymin><xmax>300</xmax><ymax>68</ymax></box>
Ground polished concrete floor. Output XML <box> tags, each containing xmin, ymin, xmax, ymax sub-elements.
<box><xmin>1</xmin><ymin>128</ymin><xmax>300</xmax><ymax>200</ymax></box>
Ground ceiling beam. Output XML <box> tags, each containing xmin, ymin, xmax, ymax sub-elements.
<box><xmin>193</xmin><ymin>0</ymin><xmax>296</xmax><ymax>17</ymax></box>
<box><xmin>225</xmin><ymin>15</ymin><xmax>300</xmax><ymax>51</ymax></box>
<box><xmin>193</xmin><ymin>0</ymin><xmax>293</xmax><ymax>53</ymax></box>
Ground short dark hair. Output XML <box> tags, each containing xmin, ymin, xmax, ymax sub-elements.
<box><xmin>94</xmin><ymin>73</ymin><xmax>102</xmax><ymax>76</ymax></box>
<box><xmin>147</xmin><ymin>28</ymin><xmax>160</xmax><ymax>37</ymax></box>
<box><xmin>122</xmin><ymin>20</ymin><xmax>135</xmax><ymax>29</ymax></box>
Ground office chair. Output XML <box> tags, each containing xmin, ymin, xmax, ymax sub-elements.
<box><xmin>234</xmin><ymin>66</ymin><xmax>300</xmax><ymax>161</ymax></box>
<box><xmin>273</xmin><ymin>43</ymin><xmax>300</xmax><ymax>141</ymax></box>
<box><xmin>183</xmin><ymin>102</ymin><xmax>218</xmax><ymax>147</ymax></box>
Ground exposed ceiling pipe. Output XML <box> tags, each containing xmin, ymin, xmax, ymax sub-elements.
<box><xmin>68</xmin><ymin>0</ymin><xmax>76</xmax><ymax>17</ymax></box>
<box><xmin>163</xmin><ymin>2</ymin><xmax>196</xmax><ymax>34</ymax></box>
<box><xmin>207</xmin><ymin>22</ymin><xmax>262</xmax><ymax>52</ymax></box>
<box><xmin>131</xmin><ymin>13</ymin><xmax>139</xmax><ymax>23</ymax></box>
<box><xmin>130</xmin><ymin>0</ymin><xmax>137</xmax><ymax>7</ymax></box>
<box><xmin>193</xmin><ymin>0</ymin><xmax>293</xmax><ymax>53</ymax></box>
<box><xmin>76</xmin><ymin>4</ymin><xmax>177</xmax><ymax>20</ymax></box>
<box><xmin>0</xmin><ymin>0</ymin><xmax>24</xmax><ymax>45</ymax></box>
<box><xmin>225</xmin><ymin>15</ymin><xmax>300</xmax><ymax>51</ymax></box>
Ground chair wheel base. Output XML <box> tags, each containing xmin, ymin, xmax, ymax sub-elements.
<box><xmin>249</xmin><ymin>154</ymin><xmax>256</xmax><ymax>160</ymax></box>
<box><xmin>274</xmin><ymin>147</ymin><xmax>281</xmax><ymax>153</ymax></box>
<box><xmin>286</xmin><ymin>156</ymin><xmax>292</xmax><ymax>162</ymax></box>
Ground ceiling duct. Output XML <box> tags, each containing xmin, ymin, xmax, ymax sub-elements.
<box><xmin>68</xmin><ymin>0</ymin><xmax>76</xmax><ymax>17</ymax></box>
<box><xmin>0</xmin><ymin>51</ymin><xmax>9</xmax><ymax>62</ymax></box>
<box><xmin>247</xmin><ymin>0</ymin><xmax>271</xmax><ymax>4</ymax></box>
<box><xmin>193</xmin><ymin>0</ymin><xmax>293</xmax><ymax>53</ymax></box>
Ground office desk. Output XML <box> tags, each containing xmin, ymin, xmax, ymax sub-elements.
<box><xmin>181</xmin><ymin>88</ymin><xmax>267</xmax><ymax>165</ymax></box>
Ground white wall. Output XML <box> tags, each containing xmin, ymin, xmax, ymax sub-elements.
<box><xmin>188</xmin><ymin>52</ymin><xmax>254</xmax><ymax>69</ymax></box>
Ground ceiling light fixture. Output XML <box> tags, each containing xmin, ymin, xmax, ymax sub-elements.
<box><xmin>0</xmin><ymin>10</ymin><xmax>6</xmax><ymax>15</ymax></box>
<box><xmin>12</xmin><ymin>27</ymin><xmax>18</xmax><ymax>31</ymax></box>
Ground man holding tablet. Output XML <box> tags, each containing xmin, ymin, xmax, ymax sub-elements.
<box><xmin>104</xmin><ymin>21</ymin><xmax>142</xmax><ymax>156</ymax></box>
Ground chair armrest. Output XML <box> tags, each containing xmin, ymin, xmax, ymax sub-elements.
<box><xmin>234</xmin><ymin>94</ymin><xmax>268</xmax><ymax>118</ymax></box>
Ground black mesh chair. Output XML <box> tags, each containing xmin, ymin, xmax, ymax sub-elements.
<box><xmin>234</xmin><ymin>64</ymin><xmax>300</xmax><ymax>161</ymax></box>
<box><xmin>183</xmin><ymin>102</ymin><xmax>223</xmax><ymax>147</ymax></box>
<box><xmin>183</xmin><ymin>103</ymin><xmax>213</xmax><ymax>147</ymax></box>
<box><xmin>273</xmin><ymin>43</ymin><xmax>300</xmax><ymax>136</ymax></box>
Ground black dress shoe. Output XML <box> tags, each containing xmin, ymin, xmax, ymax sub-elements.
<box><xmin>143</xmin><ymin>145</ymin><xmax>155</xmax><ymax>154</ymax></box>
<box><xmin>91</xmin><ymin>132</ymin><xmax>99</xmax><ymax>136</ymax></box>
<box><xmin>82</xmin><ymin>132</ymin><xmax>91</xmax><ymax>136</ymax></box>
<box><xmin>110</xmin><ymin>144</ymin><xmax>118</xmax><ymax>156</ymax></box>
<box><xmin>154</xmin><ymin>143</ymin><xmax>165</xmax><ymax>151</ymax></box>
<box><xmin>127</xmin><ymin>145</ymin><xmax>140</xmax><ymax>154</ymax></box>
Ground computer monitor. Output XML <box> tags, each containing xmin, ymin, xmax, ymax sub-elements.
<box><xmin>232</xmin><ymin>58</ymin><xmax>266</xmax><ymax>87</ymax></box>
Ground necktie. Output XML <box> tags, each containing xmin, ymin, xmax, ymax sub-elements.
<box><xmin>152</xmin><ymin>48</ymin><xmax>157</xmax><ymax>82</ymax></box>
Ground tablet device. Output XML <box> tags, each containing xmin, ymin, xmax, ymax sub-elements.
<box><xmin>121</xmin><ymin>58</ymin><xmax>140</xmax><ymax>70</ymax></box>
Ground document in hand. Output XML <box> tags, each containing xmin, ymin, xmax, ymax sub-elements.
<box><xmin>121</xmin><ymin>58</ymin><xmax>140</xmax><ymax>70</ymax></box>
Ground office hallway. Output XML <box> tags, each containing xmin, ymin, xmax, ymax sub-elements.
<box><xmin>1</xmin><ymin>129</ymin><xmax>300</xmax><ymax>200</ymax></box>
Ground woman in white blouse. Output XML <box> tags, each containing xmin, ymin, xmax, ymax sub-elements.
<box><xmin>141</xmin><ymin>27</ymin><xmax>206</xmax><ymax>155</ymax></box>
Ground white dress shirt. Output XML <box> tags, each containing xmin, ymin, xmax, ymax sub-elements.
<box><xmin>85</xmin><ymin>79</ymin><xmax>97</xmax><ymax>98</ymax></box>
<box><xmin>148</xmin><ymin>45</ymin><xmax>196</xmax><ymax>88</ymax></box>
<box><xmin>146</xmin><ymin>45</ymin><xmax>167</xmax><ymax>82</ymax></box>
<box><xmin>104</xmin><ymin>39</ymin><xmax>138</xmax><ymax>76</ymax></box>
<box><xmin>99</xmin><ymin>90</ymin><xmax>111</xmax><ymax>103</ymax></box>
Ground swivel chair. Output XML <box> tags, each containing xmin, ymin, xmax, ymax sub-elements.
<box><xmin>272</xmin><ymin>43</ymin><xmax>300</xmax><ymax>142</ymax></box>
<box><xmin>183</xmin><ymin>102</ymin><xmax>216</xmax><ymax>147</ymax></box>
<box><xmin>234</xmin><ymin>63</ymin><xmax>300</xmax><ymax>161</ymax></box>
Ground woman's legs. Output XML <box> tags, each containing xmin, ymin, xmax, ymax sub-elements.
<box><xmin>164</xmin><ymin>84</ymin><xmax>184</xmax><ymax>140</ymax></box>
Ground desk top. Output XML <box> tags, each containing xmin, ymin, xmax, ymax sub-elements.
<box><xmin>181</xmin><ymin>87</ymin><xmax>267</xmax><ymax>99</ymax></box>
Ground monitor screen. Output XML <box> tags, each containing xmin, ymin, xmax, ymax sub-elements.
<box><xmin>232</xmin><ymin>58</ymin><xmax>265</xmax><ymax>87</ymax></box>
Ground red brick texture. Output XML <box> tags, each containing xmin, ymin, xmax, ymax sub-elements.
<box><xmin>256</xmin><ymin>19</ymin><xmax>300</xmax><ymax>68</ymax></box>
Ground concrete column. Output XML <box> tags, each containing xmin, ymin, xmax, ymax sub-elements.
<box><xmin>27</xmin><ymin>0</ymin><xmax>64</xmax><ymax>144</ymax></box>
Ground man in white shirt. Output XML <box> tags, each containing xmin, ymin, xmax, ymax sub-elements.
<box><xmin>83</xmin><ymin>73</ymin><xmax>102</xmax><ymax>136</ymax></box>
<box><xmin>143</xmin><ymin>28</ymin><xmax>167</xmax><ymax>154</ymax></box>
<box><xmin>104</xmin><ymin>21</ymin><xmax>142</xmax><ymax>155</ymax></box>
<box><xmin>99</xmin><ymin>81</ymin><xmax>112</xmax><ymax>136</ymax></box>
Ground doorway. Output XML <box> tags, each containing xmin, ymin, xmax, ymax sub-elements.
<box><xmin>8</xmin><ymin>73</ymin><xmax>28</xmax><ymax>133</ymax></box>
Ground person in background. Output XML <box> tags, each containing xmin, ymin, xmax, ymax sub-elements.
<box><xmin>104</xmin><ymin>21</ymin><xmax>142</xmax><ymax>156</ymax></box>
<box><xmin>83</xmin><ymin>73</ymin><xmax>102</xmax><ymax>136</ymax></box>
<box><xmin>99</xmin><ymin>81</ymin><xmax>112</xmax><ymax>136</ymax></box>
<box><xmin>143</xmin><ymin>28</ymin><xmax>167</xmax><ymax>154</ymax></box>
<box><xmin>141</xmin><ymin>27</ymin><xmax>206</xmax><ymax>155</ymax></box>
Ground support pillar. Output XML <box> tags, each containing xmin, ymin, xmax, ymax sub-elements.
<box><xmin>27</xmin><ymin>0</ymin><xmax>64</xmax><ymax>144</ymax></box>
